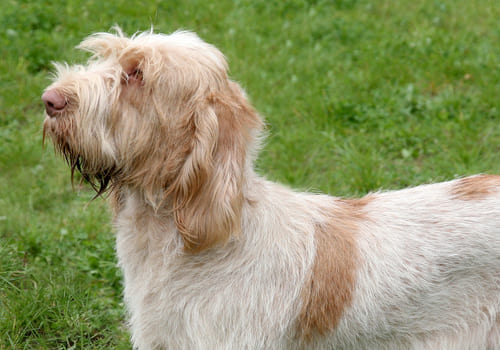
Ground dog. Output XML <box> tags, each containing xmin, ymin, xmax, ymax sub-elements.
<box><xmin>42</xmin><ymin>28</ymin><xmax>500</xmax><ymax>349</ymax></box>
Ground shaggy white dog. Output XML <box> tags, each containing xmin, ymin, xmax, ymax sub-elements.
<box><xmin>42</xmin><ymin>28</ymin><xmax>500</xmax><ymax>349</ymax></box>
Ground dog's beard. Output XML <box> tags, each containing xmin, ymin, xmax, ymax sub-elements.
<box><xmin>68</xmin><ymin>150</ymin><xmax>115</xmax><ymax>198</ymax></box>
<box><xmin>44</xmin><ymin>120</ymin><xmax>116</xmax><ymax>198</ymax></box>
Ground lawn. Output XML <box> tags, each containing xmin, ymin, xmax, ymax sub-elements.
<box><xmin>1</xmin><ymin>0</ymin><xmax>500</xmax><ymax>348</ymax></box>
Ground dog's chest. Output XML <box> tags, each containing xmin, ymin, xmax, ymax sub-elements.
<box><xmin>112</xmin><ymin>199</ymin><xmax>317</xmax><ymax>348</ymax></box>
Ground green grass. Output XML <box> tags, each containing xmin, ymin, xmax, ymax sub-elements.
<box><xmin>2</xmin><ymin>0</ymin><xmax>500</xmax><ymax>348</ymax></box>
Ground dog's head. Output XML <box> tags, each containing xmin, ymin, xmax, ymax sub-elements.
<box><xmin>43</xmin><ymin>28</ymin><xmax>263</xmax><ymax>252</ymax></box>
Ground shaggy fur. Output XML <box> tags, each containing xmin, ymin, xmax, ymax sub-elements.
<box><xmin>42</xmin><ymin>28</ymin><xmax>500</xmax><ymax>349</ymax></box>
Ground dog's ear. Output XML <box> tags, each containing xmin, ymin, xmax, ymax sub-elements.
<box><xmin>172</xmin><ymin>82</ymin><xmax>262</xmax><ymax>253</ymax></box>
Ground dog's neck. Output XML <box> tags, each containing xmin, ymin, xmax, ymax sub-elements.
<box><xmin>109</xmin><ymin>185</ymin><xmax>174</xmax><ymax>218</ymax></box>
<box><xmin>110</xmin><ymin>163</ymin><xmax>259</xmax><ymax>216</ymax></box>
<box><xmin>109</xmin><ymin>164</ymin><xmax>264</xmax><ymax>252</ymax></box>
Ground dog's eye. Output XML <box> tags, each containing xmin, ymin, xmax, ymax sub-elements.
<box><xmin>130</xmin><ymin>69</ymin><xmax>143</xmax><ymax>80</ymax></box>
<box><xmin>123</xmin><ymin>68</ymin><xmax>143</xmax><ymax>84</ymax></box>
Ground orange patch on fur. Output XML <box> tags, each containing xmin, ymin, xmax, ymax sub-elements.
<box><xmin>173</xmin><ymin>81</ymin><xmax>263</xmax><ymax>253</ymax></box>
<box><xmin>298</xmin><ymin>196</ymin><xmax>370</xmax><ymax>340</ymax></box>
<box><xmin>451</xmin><ymin>175</ymin><xmax>500</xmax><ymax>200</ymax></box>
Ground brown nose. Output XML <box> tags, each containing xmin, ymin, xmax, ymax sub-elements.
<box><xmin>42</xmin><ymin>89</ymin><xmax>67</xmax><ymax>117</ymax></box>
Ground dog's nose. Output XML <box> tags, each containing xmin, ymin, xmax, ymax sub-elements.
<box><xmin>42</xmin><ymin>89</ymin><xmax>67</xmax><ymax>117</ymax></box>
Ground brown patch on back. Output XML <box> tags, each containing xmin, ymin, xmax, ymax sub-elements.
<box><xmin>297</xmin><ymin>195</ymin><xmax>370</xmax><ymax>340</ymax></box>
<box><xmin>338</xmin><ymin>194</ymin><xmax>374</xmax><ymax>209</ymax></box>
<box><xmin>451</xmin><ymin>175</ymin><xmax>500</xmax><ymax>200</ymax></box>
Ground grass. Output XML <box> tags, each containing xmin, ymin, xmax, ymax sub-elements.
<box><xmin>1</xmin><ymin>0</ymin><xmax>500</xmax><ymax>348</ymax></box>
